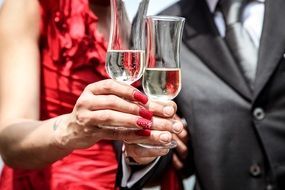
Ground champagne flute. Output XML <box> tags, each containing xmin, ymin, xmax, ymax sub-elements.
<box><xmin>102</xmin><ymin>0</ymin><xmax>149</xmax><ymax>130</ymax></box>
<box><xmin>140</xmin><ymin>15</ymin><xmax>185</xmax><ymax>149</ymax></box>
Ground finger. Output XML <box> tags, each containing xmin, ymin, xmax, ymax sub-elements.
<box><xmin>121</xmin><ymin>130</ymin><xmax>173</xmax><ymax>145</ymax></box>
<box><xmin>125</xmin><ymin>144</ymin><xmax>169</xmax><ymax>160</ymax></box>
<box><xmin>172</xmin><ymin>153</ymin><xmax>183</xmax><ymax>170</ymax></box>
<box><xmin>148</xmin><ymin>100</ymin><xmax>177</xmax><ymax>118</ymax></box>
<box><xmin>173</xmin><ymin>134</ymin><xmax>188</xmax><ymax>159</ymax></box>
<box><xmin>86</xmin><ymin>79</ymin><xmax>148</xmax><ymax>105</ymax></box>
<box><xmin>76</xmin><ymin>109</ymin><xmax>153</xmax><ymax>129</ymax></box>
<box><xmin>152</xmin><ymin>117</ymin><xmax>183</xmax><ymax>134</ymax></box>
<box><xmin>176</xmin><ymin>128</ymin><xmax>189</xmax><ymax>144</ymax></box>
<box><xmin>132</xmin><ymin>157</ymin><xmax>157</xmax><ymax>165</ymax></box>
<box><xmin>95</xmin><ymin>127</ymin><xmax>172</xmax><ymax>146</ymax></box>
<box><xmin>77</xmin><ymin>94</ymin><xmax>153</xmax><ymax>120</ymax></box>
<box><xmin>96</xmin><ymin>128</ymin><xmax>151</xmax><ymax>141</ymax></box>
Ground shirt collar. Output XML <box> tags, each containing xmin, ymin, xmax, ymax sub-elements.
<box><xmin>206</xmin><ymin>0</ymin><xmax>219</xmax><ymax>13</ymax></box>
<box><xmin>205</xmin><ymin>0</ymin><xmax>265</xmax><ymax>13</ymax></box>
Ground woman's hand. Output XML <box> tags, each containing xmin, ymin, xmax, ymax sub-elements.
<box><xmin>53</xmin><ymin>79</ymin><xmax>183</xmax><ymax>150</ymax></box>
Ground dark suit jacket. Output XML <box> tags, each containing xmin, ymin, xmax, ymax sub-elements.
<box><xmin>117</xmin><ymin>0</ymin><xmax>285</xmax><ymax>189</ymax></box>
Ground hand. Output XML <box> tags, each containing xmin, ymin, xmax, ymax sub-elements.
<box><xmin>172</xmin><ymin>117</ymin><xmax>189</xmax><ymax>170</ymax></box>
<box><xmin>53</xmin><ymin>79</ymin><xmax>183</xmax><ymax>150</ymax></box>
<box><xmin>122</xmin><ymin>116</ymin><xmax>185</xmax><ymax>165</ymax></box>
<box><xmin>123</xmin><ymin>143</ymin><xmax>169</xmax><ymax>165</ymax></box>
<box><xmin>122</xmin><ymin>100</ymin><xmax>183</xmax><ymax>145</ymax></box>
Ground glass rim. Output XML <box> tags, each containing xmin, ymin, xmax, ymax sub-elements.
<box><xmin>146</xmin><ymin>15</ymin><xmax>185</xmax><ymax>22</ymax></box>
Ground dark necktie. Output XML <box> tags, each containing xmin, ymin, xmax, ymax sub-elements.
<box><xmin>219</xmin><ymin>0</ymin><xmax>258</xmax><ymax>87</ymax></box>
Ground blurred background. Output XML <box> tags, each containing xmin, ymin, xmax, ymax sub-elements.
<box><xmin>0</xmin><ymin>0</ymin><xmax>194</xmax><ymax>189</ymax></box>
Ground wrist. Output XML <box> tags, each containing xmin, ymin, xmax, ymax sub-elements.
<box><xmin>52</xmin><ymin>115</ymin><xmax>74</xmax><ymax>151</ymax></box>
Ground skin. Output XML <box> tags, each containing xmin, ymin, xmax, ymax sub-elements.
<box><xmin>88</xmin><ymin>0</ymin><xmax>190</xmax><ymax>167</ymax></box>
<box><xmin>0</xmin><ymin>0</ymin><xmax>187</xmax><ymax>170</ymax></box>
<box><xmin>124</xmin><ymin>115</ymin><xmax>189</xmax><ymax>166</ymax></box>
<box><xmin>171</xmin><ymin>117</ymin><xmax>189</xmax><ymax>170</ymax></box>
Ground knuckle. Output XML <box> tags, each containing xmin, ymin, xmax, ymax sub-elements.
<box><xmin>180</xmin><ymin>145</ymin><xmax>188</xmax><ymax>155</ymax></box>
<box><xmin>75</xmin><ymin>111</ymin><xmax>88</xmax><ymax>126</ymax></box>
<box><xmin>107</xmin><ymin>95</ymin><xmax>119</xmax><ymax>107</ymax></box>
<box><xmin>103</xmin><ymin>79</ymin><xmax>115</xmax><ymax>91</ymax></box>
<box><xmin>84</xmin><ymin>83</ymin><xmax>97</xmax><ymax>93</ymax></box>
<box><xmin>95</xmin><ymin>111</ymin><xmax>111</xmax><ymax>123</ymax></box>
<box><xmin>76</xmin><ymin>97</ymin><xmax>90</xmax><ymax>109</ymax></box>
<box><xmin>99</xmin><ymin>96</ymin><xmax>109</xmax><ymax>105</ymax></box>
<box><xmin>133</xmin><ymin>147</ymin><xmax>142</xmax><ymax>157</ymax></box>
<box><xmin>179</xmin><ymin>129</ymin><xmax>189</xmax><ymax>140</ymax></box>
<box><xmin>85</xmin><ymin>84</ymin><xmax>93</xmax><ymax>91</ymax></box>
<box><xmin>170</xmin><ymin>101</ymin><xmax>177</xmax><ymax>111</ymax></box>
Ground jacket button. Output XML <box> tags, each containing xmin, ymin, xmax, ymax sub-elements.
<box><xmin>266</xmin><ymin>184</ymin><xmax>274</xmax><ymax>190</ymax></box>
<box><xmin>253</xmin><ymin>108</ymin><xmax>265</xmax><ymax>120</ymax></box>
<box><xmin>249</xmin><ymin>164</ymin><xmax>262</xmax><ymax>177</ymax></box>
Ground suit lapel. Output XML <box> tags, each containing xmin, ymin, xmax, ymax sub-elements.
<box><xmin>180</xmin><ymin>0</ymin><xmax>252</xmax><ymax>101</ymax></box>
<box><xmin>254</xmin><ymin>0</ymin><xmax>285</xmax><ymax>100</ymax></box>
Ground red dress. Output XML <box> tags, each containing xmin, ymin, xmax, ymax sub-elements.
<box><xmin>0</xmin><ymin>0</ymin><xmax>118</xmax><ymax>189</ymax></box>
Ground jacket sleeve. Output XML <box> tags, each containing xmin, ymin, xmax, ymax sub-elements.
<box><xmin>116</xmin><ymin>151</ymin><xmax>172</xmax><ymax>190</ymax></box>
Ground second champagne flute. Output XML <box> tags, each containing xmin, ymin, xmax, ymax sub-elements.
<box><xmin>140</xmin><ymin>15</ymin><xmax>185</xmax><ymax>149</ymax></box>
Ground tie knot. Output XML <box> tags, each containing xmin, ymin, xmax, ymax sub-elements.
<box><xmin>218</xmin><ymin>0</ymin><xmax>247</xmax><ymax>24</ymax></box>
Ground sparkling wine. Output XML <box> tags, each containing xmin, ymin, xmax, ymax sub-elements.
<box><xmin>143</xmin><ymin>68</ymin><xmax>181</xmax><ymax>100</ymax></box>
<box><xmin>106</xmin><ymin>50</ymin><xmax>145</xmax><ymax>84</ymax></box>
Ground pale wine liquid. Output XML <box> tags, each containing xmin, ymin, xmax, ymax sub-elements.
<box><xmin>106</xmin><ymin>50</ymin><xmax>145</xmax><ymax>84</ymax></box>
<box><xmin>143</xmin><ymin>68</ymin><xmax>181</xmax><ymax>100</ymax></box>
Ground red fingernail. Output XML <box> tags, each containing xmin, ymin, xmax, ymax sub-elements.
<box><xmin>133</xmin><ymin>91</ymin><xmax>148</xmax><ymax>105</ymax></box>
<box><xmin>139</xmin><ymin>107</ymin><xmax>153</xmax><ymax>120</ymax></box>
<box><xmin>137</xmin><ymin>118</ymin><xmax>152</xmax><ymax>129</ymax></box>
<box><xmin>135</xmin><ymin>129</ymin><xmax>151</xmax><ymax>136</ymax></box>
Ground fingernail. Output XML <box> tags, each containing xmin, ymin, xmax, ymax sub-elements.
<box><xmin>137</xmin><ymin>118</ymin><xmax>152</xmax><ymax>129</ymax></box>
<box><xmin>133</xmin><ymin>91</ymin><xmax>148</xmax><ymax>105</ymax></box>
<box><xmin>163</xmin><ymin>106</ymin><xmax>175</xmax><ymax>116</ymax></box>
<box><xmin>160</xmin><ymin>133</ymin><xmax>171</xmax><ymax>143</ymax></box>
<box><xmin>139</xmin><ymin>107</ymin><xmax>153</xmax><ymax>120</ymax></box>
<box><xmin>135</xmin><ymin>129</ymin><xmax>151</xmax><ymax>136</ymax></box>
<box><xmin>173</xmin><ymin>121</ymin><xmax>183</xmax><ymax>133</ymax></box>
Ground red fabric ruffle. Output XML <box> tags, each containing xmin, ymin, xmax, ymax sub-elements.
<box><xmin>40</xmin><ymin>0</ymin><xmax>108</xmax><ymax>78</ymax></box>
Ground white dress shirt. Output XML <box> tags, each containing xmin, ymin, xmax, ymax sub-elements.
<box><xmin>121</xmin><ymin>0</ymin><xmax>265</xmax><ymax>188</ymax></box>
<box><xmin>208</xmin><ymin>0</ymin><xmax>265</xmax><ymax>47</ymax></box>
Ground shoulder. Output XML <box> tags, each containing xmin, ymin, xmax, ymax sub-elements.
<box><xmin>0</xmin><ymin>0</ymin><xmax>40</xmax><ymax>38</ymax></box>
<box><xmin>159</xmin><ymin>0</ymin><xmax>197</xmax><ymax>17</ymax></box>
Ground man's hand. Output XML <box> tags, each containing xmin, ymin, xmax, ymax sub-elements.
<box><xmin>123</xmin><ymin>143</ymin><xmax>169</xmax><ymax>165</ymax></box>
<box><xmin>172</xmin><ymin>117</ymin><xmax>189</xmax><ymax>170</ymax></box>
<box><xmin>123</xmin><ymin>116</ymin><xmax>185</xmax><ymax>166</ymax></box>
